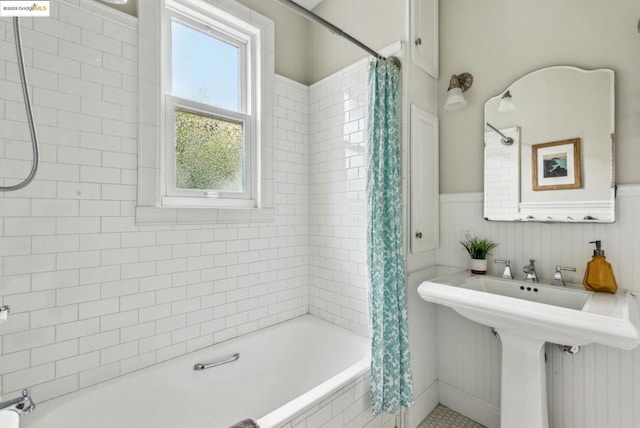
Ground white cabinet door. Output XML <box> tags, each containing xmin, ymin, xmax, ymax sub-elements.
<box><xmin>411</xmin><ymin>0</ymin><xmax>439</xmax><ymax>79</ymax></box>
<box><xmin>409</xmin><ymin>104</ymin><xmax>439</xmax><ymax>253</ymax></box>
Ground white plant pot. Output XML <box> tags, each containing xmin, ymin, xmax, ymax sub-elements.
<box><xmin>470</xmin><ymin>258</ymin><xmax>487</xmax><ymax>275</ymax></box>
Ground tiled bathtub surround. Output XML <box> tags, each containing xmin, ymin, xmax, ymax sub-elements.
<box><xmin>308</xmin><ymin>61</ymin><xmax>370</xmax><ymax>337</ymax></box>
<box><xmin>280</xmin><ymin>373</ymin><xmax>395</xmax><ymax>428</ymax></box>
<box><xmin>0</xmin><ymin>2</ymin><xmax>308</xmax><ymax>402</ymax></box>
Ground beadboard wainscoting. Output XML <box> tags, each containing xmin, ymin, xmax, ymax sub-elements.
<box><xmin>435</xmin><ymin>186</ymin><xmax>640</xmax><ymax>428</ymax></box>
<box><xmin>406</xmin><ymin>266</ymin><xmax>460</xmax><ymax>428</ymax></box>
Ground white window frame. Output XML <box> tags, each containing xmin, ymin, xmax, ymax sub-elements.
<box><xmin>163</xmin><ymin>5</ymin><xmax>256</xmax><ymax>208</ymax></box>
<box><xmin>164</xmin><ymin>100</ymin><xmax>253</xmax><ymax>207</ymax></box>
<box><xmin>136</xmin><ymin>0</ymin><xmax>275</xmax><ymax>224</ymax></box>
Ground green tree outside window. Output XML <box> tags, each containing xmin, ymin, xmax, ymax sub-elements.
<box><xmin>175</xmin><ymin>109</ymin><xmax>244</xmax><ymax>192</ymax></box>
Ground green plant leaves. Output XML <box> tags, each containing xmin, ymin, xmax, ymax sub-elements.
<box><xmin>175</xmin><ymin>109</ymin><xmax>243</xmax><ymax>191</ymax></box>
<box><xmin>460</xmin><ymin>235</ymin><xmax>498</xmax><ymax>259</ymax></box>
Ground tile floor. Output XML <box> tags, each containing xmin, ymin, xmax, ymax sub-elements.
<box><xmin>419</xmin><ymin>405</ymin><xmax>486</xmax><ymax>428</ymax></box>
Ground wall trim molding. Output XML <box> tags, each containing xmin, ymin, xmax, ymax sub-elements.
<box><xmin>440</xmin><ymin>184</ymin><xmax>640</xmax><ymax>203</ymax></box>
<box><xmin>617</xmin><ymin>183</ymin><xmax>640</xmax><ymax>197</ymax></box>
<box><xmin>406</xmin><ymin>381</ymin><xmax>439</xmax><ymax>428</ymax></box>
<box><xmin>439</xmin><ymin>192</ymin><xmax>483</xmax><ymax>203</ymax></box>
<box><xmin>438</xmin><ymin>381</ymin><xmax>500</xmax><ymax>428</ymax></box>
<box><xmin>273</xmin><ymin>73</ymin><xmax>309</xmax><ymax>93</ymax></box>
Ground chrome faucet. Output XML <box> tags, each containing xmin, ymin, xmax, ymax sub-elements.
<box><xmin>0</xmin><ymin>389</ymin><xmax>36</xmax><ymax>416</ymax></box>
<box><xmin>494</xmin><ymin>259</ymin><xmax>514</xmax><ymax>279</ymax></box>
<box><xmin>523</xmin><ymin>259</ymin><xmax>538</xmax><ymax>282</ymax></box>
<box><xmin>551</xmin><ymin>266</ymin><xmax>577</xmax><ymax>286</ymax></box>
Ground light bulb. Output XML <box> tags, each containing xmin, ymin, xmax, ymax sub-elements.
<box><xmin>498</xmin><ymin>90</ymin><xmax>515</xmax><ymax>113</ymax></box>
<box><xmin>444</xmin><ymin>87</ymin><xmax>467</xmax><ymax>111</ymax></box>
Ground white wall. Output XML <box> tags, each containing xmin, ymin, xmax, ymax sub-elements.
<box><xmin>305</xmin><ymin>23</ymin><xmax>443</xmax><ymax>425</ymax></box>
<box><xmin>437</xmin><ymin>2</ymin><xmax>640</xmax><ymax>424</ymax></box>
<box><xmin>435</xmin><ymin>188</ymin><xmax>640</xmax><ymax>427</ymax></box>
<box><xmin>307</xmin><ymin>61</ymin><xmax>370</xmax><ymax>337</ymax></box>
<box><xmin>235</xmin><ymin>0</ymin><xmax>310</xmax><ymax>84</ymax></box>
<box><xmin>484</xmin><ymin>129</ymin><xmax>520</xmax><ymax>220</ymax></box>
<box><xmin>101</xmin><ymin>0</ymin><xmax>401</xmax><ymax>86</ymax></box>
<box><xmin>439</xmin><ymin>0</ymin><xmax>640</xmax><ymax>193</ymax></box>
<box><xmin>0</xmin><ymin>1</ymin><xmax>308</xmax><ymax>402</ymax></box>
<box><xmin>308</xmin><ymin>0</ymin><xmax>405</xmax><ymax>84</ymax></box>
<box><xmin>101</xmin><ymin>0</ymin><xmax>311</xmax><ymax>84</ymax></box>
<box><xmin>305</xmin><ymin>42</ymin><xmax>440</xmax><ymax>341</ymax></box>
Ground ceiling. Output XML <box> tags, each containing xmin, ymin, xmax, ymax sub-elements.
<box><xmin>97</xmin><ymin>0</ymin><xmax>324</xmax><ymax>18</ymax></box>
<box><xmin>294</xmin><ymin>0</ymin><xmax>324</xmax><ymax>10</ymax></box>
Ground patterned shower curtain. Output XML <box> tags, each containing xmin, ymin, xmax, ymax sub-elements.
<box><xmin>366</xmin><ymin>58</ymin><xmax>413</xmax><ymax>416</ymax></box>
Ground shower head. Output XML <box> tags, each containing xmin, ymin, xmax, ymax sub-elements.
<box><xmin>98</xmin><ymin>0</ymin><xmax>128</xmax><ymax>4</ymax></box>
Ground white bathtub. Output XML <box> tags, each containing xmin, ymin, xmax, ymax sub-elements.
<box><xmin>21</xmin><ymin>316</ymin><xmax>370</xmax><ymax>428</ymax></box>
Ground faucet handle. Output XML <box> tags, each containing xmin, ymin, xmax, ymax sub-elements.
<box><xmin>0</xmin><ymin>388</ymin><xmax>36</xmax><ymax>416</ymax></box>
<box><xmin>551</xmin><ymin>266</ymin><xmax>577</xmax><ymax>286</ymax></box>
<box><xmin>494</xmin><ymin>259</ymin><xmax>514</xmax><ymax>279</ymax></box>
<box><xmin>18</xmin><ymin>388</ymin><xmax>36</xmax><ymax>414</ymax></box>
<box><xmin>523</xmin><ymin>259</ymin><xmax>536</xmax><ymax>271</ymax></box>
<box><xmin>523</xmin><ymin>259</ymin><xmax>538</xmax><ymax>282</ymax></box>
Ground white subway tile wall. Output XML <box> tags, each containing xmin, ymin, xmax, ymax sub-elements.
<box><xmin>308</xmin><ymin>62</ymin><xmax>370</xmax><ymax>337</ymax></box>
<box><xmin>483</xmin><ymin>133</ymin><xmax>520</xmax><ymax>220</ymax></box>
<box><xmin>279</xmin><ymin>374</ymin><xmax>395</xmax><ymax>428</ymax></box>
<box><xmin>0</xmin><ymin>2</ymin><xmax>308</xmax><ymax>402</ymax></box>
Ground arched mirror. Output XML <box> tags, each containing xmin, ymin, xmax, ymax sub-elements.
<box><xmin>483</xmin><ymin>66</ymin><xmax>615</xmax><ymax>223</ymax></box>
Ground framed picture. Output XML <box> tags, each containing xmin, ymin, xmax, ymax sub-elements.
<box><xmin>532</xmin><ymin>138</ymin><xmax>581</xmax><ymax>191</ymax></box>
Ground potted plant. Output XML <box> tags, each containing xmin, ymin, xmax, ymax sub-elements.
<box><xmin>460</xmin><ymin>234</ymin><xmax>498</xmax><ymax>274</ymax></box>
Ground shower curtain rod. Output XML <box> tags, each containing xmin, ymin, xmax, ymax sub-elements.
<box><xmin>272</xmin><ymin>0</ymin><xmax>401</xmax><ymax>68</ymax></box>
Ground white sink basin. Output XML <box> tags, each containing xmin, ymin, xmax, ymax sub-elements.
<box><xmin>456</xmin><ymin>275</ymin><xmax>591</xmax><ymax>310</ymax></box>
<box><xmin>0</xmin><ymin>410</ymin><xmax>19</xmax><ymax>428</ymax></box>
<box><xmin>418</xmin><ymin>271</ymin><xmax>640</xmax><ymax>348</ymax></box>
<box><xmin>418</xmin><ymin>270</ymin><xmax>640</xmax><ymax>428</ymax></box>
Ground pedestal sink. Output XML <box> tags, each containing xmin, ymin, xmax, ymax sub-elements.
<box><xmin>418</xmin><ymin>270</ymin><xmax>640</xmax><ymax>428</ymax></box>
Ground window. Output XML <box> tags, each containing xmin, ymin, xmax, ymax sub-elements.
<box><xmin>163</xmin><ymin>0</ymin><xmax>258</xmax><ymax>208</ymax></box>
<box><xmin>136</xmin><ymin>0</ymin><xmax>274</xmax><ymax>224</ymax></box>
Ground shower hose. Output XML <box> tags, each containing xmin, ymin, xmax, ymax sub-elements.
<box><xmin>0</xmin><ymin>17</ymin><xmax>39</xmax><ymax>192</ymax></box>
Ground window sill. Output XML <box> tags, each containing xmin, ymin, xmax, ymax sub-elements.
<box><xmin>135</xmin><ymin>205</ymin><xmax>276</xmax><ymax>225</ymax></box>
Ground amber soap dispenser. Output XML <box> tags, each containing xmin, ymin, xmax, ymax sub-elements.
<box><xmin>583</xmin><ymin>240</ymin><xmax>617</xmax><ymax>293</ymax></box>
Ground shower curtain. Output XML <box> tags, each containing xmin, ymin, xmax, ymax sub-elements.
<box><xmin>366</xmin><ymin>58</ymin><xmax>413</xmax><ymax>416</ymax></box>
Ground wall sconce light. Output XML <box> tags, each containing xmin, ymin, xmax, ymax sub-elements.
<box><xmin>498</xmin><ymin>90</ymin><xmax>515</xmax><ymax>113</ymax></box>
<box><xmin>444</xmin><ymin>73</ymin><xmax>473</xmax><ymax>111</ymax></box>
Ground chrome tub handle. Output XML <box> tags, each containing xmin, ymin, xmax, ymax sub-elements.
<box><xmin>194</xmin><ymin>352</ymin><xmax>240</xmax><ymax>371</ymax></box>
